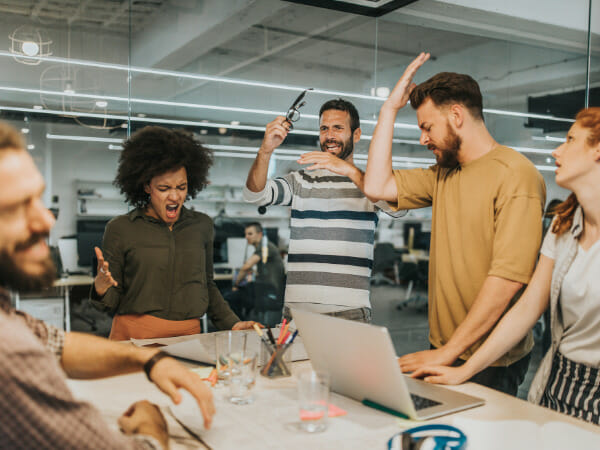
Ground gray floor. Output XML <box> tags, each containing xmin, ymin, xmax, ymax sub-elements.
<box><xmin>369</xmin><ymin>283</ymin><xmax>544</xmax><ymax>400</ymax></box>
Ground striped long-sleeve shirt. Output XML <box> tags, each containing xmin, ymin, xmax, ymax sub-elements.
<box><xmin>244</xmin><ymin>168</ymin><xmax>403</xmax><ymax>312</ymax></box>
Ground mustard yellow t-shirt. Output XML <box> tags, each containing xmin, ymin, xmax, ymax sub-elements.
<box><xmin>392</xmin><ymin>145</ymin><xmax>546</xmax><ymax>365</ymax></box>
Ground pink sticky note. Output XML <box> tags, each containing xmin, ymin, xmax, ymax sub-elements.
<box><xmin>300</xmin><ymin>403</ymin><xmax>347</xmax><ymax>420</ymax></box>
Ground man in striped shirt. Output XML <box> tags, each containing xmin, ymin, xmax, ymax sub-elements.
<box><xmin>244</xmin><ymin>99</ymin><xmax>403</xmax><ymax>322</ymax></box>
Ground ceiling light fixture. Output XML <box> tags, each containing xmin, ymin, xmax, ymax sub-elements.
<box><xmin>16</xmin><ymin>107</ymin><xmax>557</xmax><ymax>164</ymax></box>
<box><xmin>95</xmin><ymin>100</ymin><xmax>108</xmax><ymax>108</ymax></box>
<box><xmin>8</xmin><ymin>27</ymin><xmax>52</xmax><ymax>65</ymax></box>
<box><xmin>0</xmin><ymin>51</ymin><xmax>574</xmax><ymax>123</ymax></box>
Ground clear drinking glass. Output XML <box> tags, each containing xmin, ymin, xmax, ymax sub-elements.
<box><xmin>228</xmin><ymin>351</ymin><xmax>258</xmax><ymax>405</ymax></box>
<box><xmin>297</xmin><ymin>370</ymin><xmax>330</xmax><ymax>433</ymax></box>
<box><xmin>215</xmin><ymin>330</ymin><xmax>247</xmax><ymax>384</ymax></box>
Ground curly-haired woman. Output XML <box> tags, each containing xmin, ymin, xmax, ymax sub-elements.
<box><xmin>90</xmin><ymin>126</ymin><xmax>258</xmax><ymax>340</ymax></box>
<box><xmin>412</xmin><ymin>107</ymin><xmax>600</xmax><ymax>424</ymax></box>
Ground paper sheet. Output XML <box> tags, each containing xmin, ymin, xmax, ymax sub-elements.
<box><xmin>131</xmin><ymin>331</ymin><xmax>308</xmax><ymax>365</ymax></box>
<box><xmin>453</xmin><ymin>418</ymin><xmax>600</xmax><ymax>449</ymax></box>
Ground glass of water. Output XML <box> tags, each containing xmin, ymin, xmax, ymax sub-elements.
<box><xmin>228</xmin><ymin>351</ymin><xmax>258</xmax><ymax>405</ymax></box>
<box><xmin>297</xmin><ymin>370</ymin><xmax>330</xmax><ymax>433</ymax></box>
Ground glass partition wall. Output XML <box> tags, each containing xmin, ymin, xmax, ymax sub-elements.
<box><xmin>0</xmin><ymin>0</ymin><xmax>596</xmax><ymax>247</ymax></box>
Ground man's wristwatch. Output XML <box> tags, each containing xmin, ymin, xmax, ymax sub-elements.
<box><xmin>143</xmin><ymin>351</ymin><xmax>170</xmax><ymax>381</ymax></box>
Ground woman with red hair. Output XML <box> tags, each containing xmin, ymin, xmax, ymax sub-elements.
<box><xmin>413</xmin><ymin>107</ymin><xmax>600</xmax><ymax>424</ymax></box>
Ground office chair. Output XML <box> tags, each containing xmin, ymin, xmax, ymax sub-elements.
<box><xmin>371</xmin><ymin>243</ymin><xmax>403</xmax><ymax>285</ymax></box>
<box><xmin>397</xmin><ymin>259</ymin><xmax>428</xmax><ymax>311</ymax></box>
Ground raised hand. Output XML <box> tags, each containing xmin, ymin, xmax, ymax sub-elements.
<box><xmin>385</xmin><ymin>52</ymin><xmax>431</xmax><ymax>111</ymax></box>
<box><xmin>94</xmin><ymin>246</ymin><xmax>117</xmax><ymax>296</ymax></box>
<box><xmin>259</xmin><ymin>116</ymin><xmax>291</xmax><ymax>155</ymax></box>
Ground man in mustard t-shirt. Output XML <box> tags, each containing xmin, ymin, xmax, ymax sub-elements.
<box><xmin>364</xmin><ymin>53</ymin><xmax>546</xmax><ymax>395</ymax></box>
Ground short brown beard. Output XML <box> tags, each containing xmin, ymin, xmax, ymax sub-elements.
<box><xmin>430</xmin><ymin>122</ymin><xmax>461</xmax><ymax>169</ymax></box>
<box><xmin>0</xmin><ymin>233</ymin><xmax>56</xmax><ymax>292</ymax></box>
<box><xmin>320</xmin><ymin>136</ymin><xmax>354</xmax><ymax>161</ymax></box>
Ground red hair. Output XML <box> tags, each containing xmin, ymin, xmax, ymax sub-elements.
<box><xmin>552</xmin><ymin>107</ymin><xmax>600</xmax><ymax>236</ymax></box>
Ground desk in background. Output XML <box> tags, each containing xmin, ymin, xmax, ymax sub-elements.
<box><xmin>13</xmin><ymin>273</ymin><xmax>234</xmax><ymax>332</ymax></box>
<box><xmin>67</xmin><ymin>359</ymin><xmax>600</xmax><ymax>449</ymax></box>
<box><xmin>13</xmin><ymin>274</ymin><xmax>94</xmax><ymax>332</ymax></box>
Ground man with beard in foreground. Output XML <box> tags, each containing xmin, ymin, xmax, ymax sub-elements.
<box><xmin>364</xmin><ymin>53</ymin><xmax>546</xmax><ymax>396</ymax></box>
<box><xmin>0</xmin><ymin>123</ymin><xmax>215</xmax><ymax>449</ymax></box>
<box><xmin>244</xmin><ymin>99</ymin><xmax>404</xmax><ymax>323</ymax></box>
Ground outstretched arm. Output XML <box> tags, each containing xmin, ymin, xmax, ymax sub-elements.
<box><xmin>61</xmin><ymin>332</ymin><xmax>215</xmax><ymax>429</ymax></box>
<box><xmin>410</xmin><ymin>254</ymin><xmax>554</xmax><ymax>384</ymax></box>
<box><xmin>234</xmin><ymin>254</ymin><xmax>261</xmax><ymax>286</ymax></box>
<box><xmin>364</xmin><ymin>52</ymin><xmax>430</xmax><ymax>202</ymax></box>
<box><xmin>246</xmin><ymin>116</ymin><xmax>290</xmax><ymax>192</ymax></box>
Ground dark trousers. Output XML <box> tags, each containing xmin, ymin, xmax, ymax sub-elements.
<box><xmin>224</xmin><ymin>285</ymin><xmax>254</xmax><ymax>320</ymax></box>
<box><xmin>432</xmin><ymin>345</ymin><xmax>531</xmax><ymax>396</ymax></box>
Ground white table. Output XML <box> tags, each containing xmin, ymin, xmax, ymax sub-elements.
<box><xmin>67</xmin><ymin>360</ymin><xmax>600</xmax><ymax>449</ymax></box>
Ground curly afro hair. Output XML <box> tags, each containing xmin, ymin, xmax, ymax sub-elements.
<box><xmin>115</xmin><ymin>126</ymin><xmax>213</xmax><ymax>208</ymax></box>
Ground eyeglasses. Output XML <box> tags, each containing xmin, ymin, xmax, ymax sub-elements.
<box><xmin>285</xmin><ymin>88</ymin><xmax>313</xmax><ymax>130</ymax></box>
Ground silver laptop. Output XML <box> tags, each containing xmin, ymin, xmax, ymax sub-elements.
<box><xmin>292</xmin><ymin>309</ymin><xmax>484</xmax><ymax>420</ymax></box>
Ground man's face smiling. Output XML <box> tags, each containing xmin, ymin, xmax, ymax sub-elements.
<box><xmin>0</xmin><ymin>149</ymin><xmax>56</xmax><ymax>291</ymax></box>
<box><xmin>416</xmin><ymin>98</ymin><xmax>461</xmax><ymax>168</ymax></box>
<box><xmin>319</xmin><ymin>109</ymin><xmax>358</xmax><ymax>161</ymax></box>
<box><xmin>144</xmin><ymin>166</ymin><xmax>188</xmax><ymax>228</ymax></box>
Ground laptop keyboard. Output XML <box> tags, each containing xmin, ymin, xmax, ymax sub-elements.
<box><xmin>411</xmin><ymin>393</ymin><xmax>441</xmax><ymax>410</ymax></box>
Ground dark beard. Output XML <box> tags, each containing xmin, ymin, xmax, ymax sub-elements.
<box><xmin>320</xmin><ymin>136</ymin><xmax>354</xmax><ymax>161</ymax></box>
<box><xmin>0</xmin><ymin>234</ymin><xmax>56</xmax><ymax>292</ymax></box>
<box><xmin>430</xmin><ymin>122</ymin><xmax>461</xmax><ymax>169</ymax></box>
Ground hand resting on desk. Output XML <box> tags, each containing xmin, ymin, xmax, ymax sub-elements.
<box><xmin>149</xmin><ymin>356</ymin><xmax>216</xmax><ymax>430</ymax></box>
<box><xmin>119</xmin><ymin>400</ymin><xmax>169</xmax><ymax>449</ymax></box>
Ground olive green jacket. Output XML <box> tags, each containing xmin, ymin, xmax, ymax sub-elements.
<box><xmin>90</xmin><ymin>207</ymin><xmax>239</xmax><ymax>329</ymax></box>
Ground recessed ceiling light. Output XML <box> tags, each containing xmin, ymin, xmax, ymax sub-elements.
<box><xmin>137</xmin><ymin>113</ymin><xmax>146</xmax><ymax>118</ymax></box>
<box><xmin>27</xmin><ymin>144</ymin><xmax>35</xmax><ymax>150</ymax></box>
<box><xmin>33</xmin><ymin>105</ymin><xmax>43</xmax><ymax>110</ymax></box>
<box><xmin>21</xmin><ymin>127</ymin><xmax>30</xmax><ymax>134</ymax></box>
<box><xmin>95</xmin><ymin>100</ymin><xmax>108</xmax><ymax>108</ymax></box>
<box><xmin>121</xmin><ymin>123</ymin><xmax>128</xmax><ymax>128</ymax></box>
<box><xmin>375</xmin><ymin>87</ymin><xmax>390</xmax><ymax>98</ymax></box>
<box><xmin>230</xmin><ymin>120</ymin><xmax>240</xmax><ymax>126</ymax></box>
<box><xmin>200</xmin><ymin>129</ymin><xmax>208</xmax><ymax>135</ymax></box>
<box><xmin>218</xmin><ymin>127</ymin><xmax>227</xmax><ymax>135</ymax></box>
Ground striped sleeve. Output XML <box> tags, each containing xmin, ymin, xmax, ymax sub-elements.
<box><xmin>243</xmin><ymin>173</ymin><xmax>294</xmax><ymax>206</ymax></box>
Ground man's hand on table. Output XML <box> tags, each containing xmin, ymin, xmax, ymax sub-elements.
<box><xmin>119</xmin><ymin>400</ymin><xmax>169</xmax><ymax>449</ymax></box>
<box><xmin>232</xmin><ymin>321</ymin><xmax>264</xmax><ymax>331</ymax></box>
<box><xmin>397</xmin><ymin>347</ymin><xmax>455</xmax><ymax>373</ymax></box>
<box><xmin>148</xmin><ymin>356</ymin><xmax>215</xmax><ymax>429</ymax></box>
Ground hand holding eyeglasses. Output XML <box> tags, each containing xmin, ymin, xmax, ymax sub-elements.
<box><xmin>284</xmin><ymin>88</ymin><xmax>313</xmax><ymax>130</ymax></box>
<box><xmin>259</xmin><ymin>116</ymin><xmax>292</xmax><ymax>155</ymax></box>
<box><xmin>258</xmin><ymin>89</ymin><xmax>313</xmax><ymax>156</ymax></box>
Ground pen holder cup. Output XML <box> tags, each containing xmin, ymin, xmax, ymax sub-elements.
<box><xmin>260</xmin><ymin>340</ymin><xmax>292</xmax><ymax>378</ymax></box>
